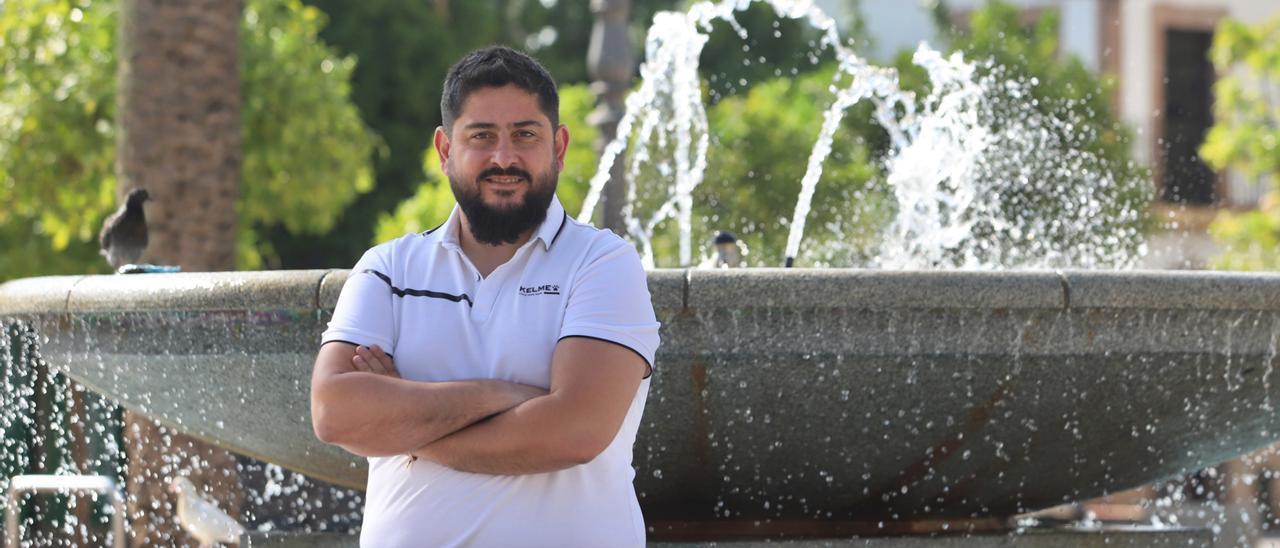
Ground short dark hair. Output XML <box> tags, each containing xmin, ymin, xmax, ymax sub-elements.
<box><xmin>441</xmin><ymin>46</ymin><xmax>560</xmax><ymax>133</ymax></box>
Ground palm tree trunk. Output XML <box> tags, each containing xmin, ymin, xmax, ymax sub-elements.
<box><xmin>117</xmin><ymin>0</ymin><xmax>244</xmax><ymax>545</ymax></box>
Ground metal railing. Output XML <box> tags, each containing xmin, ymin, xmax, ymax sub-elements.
<box><xmin>4</xmin><ymin>474</ymin><xmax>125</xmax><ymax>548</ymax></box>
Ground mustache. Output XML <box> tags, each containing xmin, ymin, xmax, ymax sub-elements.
<box><xmin>477</xmin><ymin>166</ymin><xmax>532</xmax><ymax>182</ymax></box>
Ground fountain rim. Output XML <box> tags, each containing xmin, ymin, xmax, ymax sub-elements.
<box><xmin>5</xmin><ymin>268</ymin><xmax>1280</xmax><ymax>502</ymax></box>
<box><xmin>2</xmin><ymin>268</ymin><xmax>1280</xmax><ymax>315</ymax></box>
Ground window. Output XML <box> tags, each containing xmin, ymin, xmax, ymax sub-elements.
<box><xmin>1159</xmin><ymin>29</ymin><xmax>1217</xmax><ymax>205</ymax></box>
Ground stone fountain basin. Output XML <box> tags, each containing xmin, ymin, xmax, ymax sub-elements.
<box><xmin>2</xmin><ymin>269</ymin><xmax>1279</xmax><ymax>520</ymax></box>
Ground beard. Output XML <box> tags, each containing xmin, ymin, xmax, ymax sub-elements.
<box><xmin>450</xmin><ymin>164</ymin><xmax>558</xmax><ymax>245</ymax></box>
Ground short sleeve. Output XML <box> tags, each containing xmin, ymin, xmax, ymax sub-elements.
<box><xmin>559</xmin><ymin>239</ymin><xmax>660</xmax><ymax>371</ymax></box>
<box><xmin>321</xmin><ymin>245</ymin><xmax>396</xmax><ymax>353</ymax></box>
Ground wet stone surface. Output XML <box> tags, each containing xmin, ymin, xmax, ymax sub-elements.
<box><xmin>6</xmin><ymin>269</ymin><xmax>1280</xmax><ymax>526</ymax></box>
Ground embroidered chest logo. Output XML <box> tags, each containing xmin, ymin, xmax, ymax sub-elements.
<box><xmin>518</xmin><ymin>284</ymin><xmax>561</xmax><ymax>296</ymax></box>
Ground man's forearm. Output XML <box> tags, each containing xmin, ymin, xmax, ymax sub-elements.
<box><xmin>312</xmin><ymin>373</ymin><xmax>536</xmax><ymax>457</ymax></box>
<box><xmin>410</xmin><ymin>338</ymin><xmax>648</xmax><ymax>475</ymax></box>
<box><xmin>411</xmin><ymin>392</ymin><xmax>605</xmax><ymax>475</ymax></box>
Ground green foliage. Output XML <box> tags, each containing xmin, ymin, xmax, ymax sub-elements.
<box><xmin>285</xmin><ymin>0</ymin><xmax>506</xmax><ymax>267</ymax></box>
<box><xmin>375</xmin><ymin>84</ymin><xmax>599</xmax><ymax>243</ymax></box>
<box><xmin>1211</xmin><ymin>195</ymin><xmax>1280</xmax><ymax>271</ymax></box>
<box><xmin>373</xmin><ymin>149</ymin><xmax>454</xmax><ymax>242</ymax></box>
<box><xmin>1200</xmin><ymin>17</ymin><xmax>1280</xmax><ymax>178</ymax></box>
<box><xmin>0</xmin><ymin>0</ymin><xmax>118</xmax><ymax>280</ymax></box>
<box><xmin>698</xmin><ymin>2</ymin><xmax>838</xmax><ymax>103</ymax></box>
<box><xmin>0</xmin><ymin>0</ymin><xmax>376</xmax><ymax>280</ymax></box>
<box><xmin>501</xmin><ymin>0</ymin><xmax>682</xmax><ymax>85</ymax></box>
<box><xmin>554</xmin><ymin>84</ymin><xmax>603</xmax><ymax>214</ymax></box>
<box><xmin>645</xmin><ymin>68</ymin><xmax>889</xmax><ymax>266</ymax></box>
<box><xmin>1203</xmin><ymin>16</ymin><xmax>1280</xmax><ymax>270</ymax></box>
<box><xmin>239</xmin><ymin>0</ymin><xmax>379</xmax><ymax>269</ymax></box>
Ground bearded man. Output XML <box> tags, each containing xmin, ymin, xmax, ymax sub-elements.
<box><xmin>310</xmin><ymin>46</ymin><xmax>659</xmax><ymax>547</ymax></box>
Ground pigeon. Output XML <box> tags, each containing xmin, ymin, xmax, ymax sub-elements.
<box><xmin>698</xmin><ymin>231</ymin><xmax>744</xmax><ymax>268</ymax></box>
<box><xmin>98</xmin><ymin>188</ymin><xmax>150</xmax><ymax>271</ymax></box>
<box><xmin>168</xmin><ymin>476</ymin><xmax>246</xmax><ymax>547</ymax></box>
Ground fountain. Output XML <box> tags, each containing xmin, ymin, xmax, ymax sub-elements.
<box><xmin>0</xmin><ymin>0</ymin><xmax>1271</xmax><ymax>545</ymax></box>
<box><xmin>4</xmin><ymin>269</ymin><xmax>1280</xmax><ymax>525</ymax></box>
<box><xmin>576</xmin><ymin>0</ymin><xmax>1145</xmax><ymax>271</ymax></box>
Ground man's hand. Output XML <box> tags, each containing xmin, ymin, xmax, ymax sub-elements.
<box><xmin>351</xmin><ymin>344</ymin><xmax>398</xmax><ymax>378</ymax></box>
<box><xmin>346</xmin><ymin>344</ymin><xmax>545</xmax><ymax>403</ymax></box>
<box><xmin>310</xmin><ymin>342</ymin><xmax>548</xmax><ymax>457</ymax></box>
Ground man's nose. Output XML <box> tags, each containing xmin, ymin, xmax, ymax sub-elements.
<box><xmin>490</xmin><ymin>139</ymin><xmax>520</xmax><ymax>169</ymax></box>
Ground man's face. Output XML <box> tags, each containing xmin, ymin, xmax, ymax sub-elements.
<box><xmin>435</xmin><ymin>85</ymin><xmax>569</xmax><ymax>245</ymax></box>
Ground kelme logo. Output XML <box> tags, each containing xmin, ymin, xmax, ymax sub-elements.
<box><xmin>519</xmin><ymin>284</ymin><xmax>561</xmax><ymax>296</ymax></box>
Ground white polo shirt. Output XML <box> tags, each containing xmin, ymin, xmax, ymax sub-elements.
<box><xmin>321</xmin><ymin>196</ymin><xmax>660</xmax><ymax>548</ymax></box>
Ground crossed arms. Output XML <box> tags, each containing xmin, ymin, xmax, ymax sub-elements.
<box><xmin>310</xmin><ymin>337</ymin><xmax>648</xmax><ymax>475</ymax></box>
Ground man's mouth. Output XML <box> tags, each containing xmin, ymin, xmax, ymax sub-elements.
<box><xmin>485</xmin><ymin>175</ymin><xmax>526</xmax><ymax>184</ymax></box>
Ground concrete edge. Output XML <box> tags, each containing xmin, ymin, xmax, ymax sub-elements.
<box><xmin>1063</xmin><ymin>270</ymin><xmax>1280</xmax><ymax>310</ymax></box>
<box><xmin>686</xmin><ymin>269</ymin><xmax>1066</xmax><ymax>310</ymax></box>
<box><xmin>0</xmin><ymin>275</ymin><xmax>84</xmax><ymax>315</ymax></box>
<box><xmin>6</xmin><ymin>270</ymin><xmax>1280</xmax><ymax>316</ymax></box>
<box><xmin>60</xmin><ymin>270</ymin><xmax>329</xmax><ymax>312</ymax></box>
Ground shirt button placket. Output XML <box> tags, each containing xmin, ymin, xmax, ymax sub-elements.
<box><xmin>452</xmin><ymin>250</ymin><xmax>485</xmax><ymax>321</ymax></box>
<box><xmin>467</xmin><ymin>243</ymin><xmax>531</xmax><ymax>323</ymax></box>
<box><xmin>471</xmin><ymin>270</ymin><xmax>499</xmax><ymax>322</ymax></box>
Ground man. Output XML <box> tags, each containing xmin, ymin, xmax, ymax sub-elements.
<box><xmin>310</xmin><ymin>46</ymin><xmax>659</xmax><ymax>547</ymax></box>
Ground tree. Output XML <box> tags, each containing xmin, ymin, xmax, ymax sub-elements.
<box><xmin>0</xmin><ymin>0</ymin><xmax>377</xmax><ymax>281</ymax></box>
<box><xmin>117</xmin><ymin>0</ymin><xmax>246</xmax><ymax>544</ymax></box>
<box><xmin>1201</xmin><ymin>16</ymin><xmax>1280</xmax><ymax>270</ymax></box>
<box><xmin>0</xmin><ymin>0</ymin><xmax>118</xmax><ymax>281</ymax></box>
<box><xmin>238</xmin><ymin>0</ymin><xmax>379</xmax><ymax>269</ymax></box>
<box><xmin>0</xmin><ymin>0</ymin><xmax>377</xmax><ymax>544</ymax></box>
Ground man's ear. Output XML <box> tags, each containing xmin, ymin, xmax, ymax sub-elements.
<box><xmin>434</xmin><ymin>127</ymin><xmax>451</xmax><ymax>168</ymax></box>
<box><xmin>554</xmin><ymin>124</ymin><xmax>570</xmax><ymax>171</ymax></box>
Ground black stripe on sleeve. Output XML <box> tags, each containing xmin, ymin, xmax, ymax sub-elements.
<box><xmin>319</xmin><ymin>339</ymin><xmax>394</xmax><ymax>359</ymax></box>
<box><xmin>361</xmin><ymin>269</ymin><xmax>473</xmax><ymax>306</ymax></box>
<box><xmin>558</xmin><ymin>335</ymin><xmax>653</xmax><ymax>379</ymax></box>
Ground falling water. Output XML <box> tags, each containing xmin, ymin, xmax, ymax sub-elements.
<box><xmin>576</xmin><ymin>7</ymin><xmax>713</xmax><ymax>267</ymax></box>
<box><xmin>2</xmin><ymin>315</ymin><xmax>365</xmax><ymax>545</ymax></box>
<box><xmin>873</xmin><ymin>50</ymin><xmax>1147</xmax><ymax>269</ymax></box>
<box><xmin>578</xmin><ymin>0</ymin><xmax>1146</xmax><ymax>269</ymax></box>
<box><xmin>578</xmin><ymin>0</ymin><xmax>901</xmax><ymax>267</ymax></box>
<box><xmin>2</xmin><ymin>320</ymin><xmax>121</xmax><ymax>546</ymax></box>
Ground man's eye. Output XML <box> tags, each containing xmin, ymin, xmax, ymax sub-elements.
<box><xmin>472</xmin><ymin>133</ymin><xmax>493</xmax><ymax>140</ymax></box>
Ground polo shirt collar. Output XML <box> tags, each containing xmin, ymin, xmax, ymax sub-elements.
<box><xmin>533</xmin><ymin>196</ymin><xmax>568</xmax><ymax>251</ymax></box>
<box><xmin>433</xmin><ymin>195</ymin><xmax>568</xmax><ymax>252</ymax></box>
